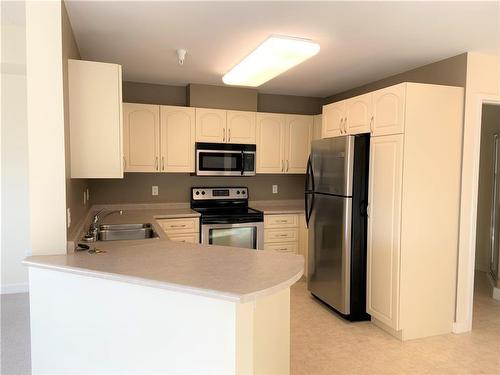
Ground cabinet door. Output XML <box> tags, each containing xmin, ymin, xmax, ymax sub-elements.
<box><xmin>322</xmin><ymin>101</ymin><xmax>345</xmax><ymax>138</ymax></box>
<box><xmin>312</xmin><ymin>114</ymin><xmax>322</xmax><ymax>141</ymax></box>
<box><xmin>256</xmin><ymin>113</ymin><xmax>286</xmax><ymax>173</ymax></box>
<box><xmin>68</xmin><ymin>59</ymin><xmax>123</xmax><ymax>178</ymax></box>
<box><xmin>123</xmin><ymin>103</ymin><xmax>160</xmax><ymax>172</ymax></box>
<box><xmin>227</xmin><ymin>110</ymin><xmax>256</xmax><ymax>144</ymax></box>
<box><xmin>285</xmin><ymin>115</ymin><xmax>312</xmax><ymax>173</ymax></box>
<box><xmin>160</xmin><ymin>106</ymin><xmax>195</xmax><ymax>173</ymax></box>
<box><xmin>367</xmin><ymin>134</ymin><xmax>403</xmax><ymax>330</ymax></box>
<box><xmin>195</xmin><ymin>108</ymin><xmax>227</xmax><ymax>143</ymax></box>
<box><xmin>372</xmin><ymin>84</ymin><xmax>406</xmax><ymax>136</ymax></box>
<box><xmin>345</xmin><ymin>93</ymin><xmax>372</xmax><ymax>135</ymax></box>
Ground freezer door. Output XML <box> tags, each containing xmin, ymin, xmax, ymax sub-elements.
<box><xmin>308</xmin><ymin>193</ymin><xmax>352</xmax><ymax>314</ymax></box>
<box><xmin>311</xmin><ymin>137</ymin><xmax>355</xmax><ymax>196</ymax></box>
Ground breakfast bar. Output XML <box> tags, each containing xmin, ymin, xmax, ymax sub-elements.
<box><xmin>24</xmin><ymin>240</ymin><xmax>303</xmax><ymax>374</ymax></box>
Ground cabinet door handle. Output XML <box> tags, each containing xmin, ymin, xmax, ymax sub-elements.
<box><xmin>223</xmin><ymin>128</ymin><xmax>226</xmax><ymax>142</ymax></box>
<box><xmin>281</xmin><ymin>160</ymin><xmax>284</xmax><ymax>172</ymax></box>
<box><xmin>123</xmin><ymin>156</ymin><xmax>126</xmax><ymax>169</ymax></box>
<box><xmin>228</xmin><ymin>128</ymin><xmax>231</xmax><ymax>142</ymax></box>
<box><xmin>340</xmin><ymin>118</ymin><xmax>345</xmax><ymax>134</ymax></box>
<box><xmin>155</xmin><ymin>157</ymin><xmax>158</xmax><ymax>171</ymax></box>
<box><xmin>370</xmin><ymin>115</ymin><xmax>374</xmax><ymax>134</ymax></box>
<box><xmin>161</xmin><ymin>156</ymin><xmax>165</xmax><ymax>171</ymax></box>
<box><xmin>286</xmin><ymin>160</ymin><xmax>289</xmax><ymax>172</ymax></box>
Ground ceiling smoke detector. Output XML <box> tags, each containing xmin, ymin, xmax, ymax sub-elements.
<box><xmin>177</xmin><ymin>49</ymin><xmax>187</xmax><ymax>65</ymax></box>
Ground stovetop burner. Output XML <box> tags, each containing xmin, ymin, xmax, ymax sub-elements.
<box><xmin>190</xmin><ymin>187</ymin><xmax>263</xmax><ymax>224</ymax></box>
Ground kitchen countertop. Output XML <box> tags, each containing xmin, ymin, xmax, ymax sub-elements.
<box><xmin>250</xmin><ymin>200</ymin><xmax>304</xmax><ymax>215</ymax></box>
<box><xmin>24</xmin><ymin>239</ymin><xmax>304</xmax><ymax>303</ymax></box>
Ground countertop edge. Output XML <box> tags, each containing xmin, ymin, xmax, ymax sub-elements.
<box><xmin>22</xmin><ymin>259</ymin><xmax>303</xmax><ymax>304</ymax></box>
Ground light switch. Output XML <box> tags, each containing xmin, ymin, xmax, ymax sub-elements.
<box><xmin>152</xmin><ymin>186</ymin><xmax>159</xmax><ymax>196</ymax></box>
<box><xmin>272</xmin><ymin>185</ymin><xmax>278</xmax><ymax>194</ymax></box>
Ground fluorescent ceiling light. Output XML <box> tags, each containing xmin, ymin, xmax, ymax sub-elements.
<box><xmin>222</xmin><ymin>35</ymin><xmax>320</xmax><ymax>87</ymax></box>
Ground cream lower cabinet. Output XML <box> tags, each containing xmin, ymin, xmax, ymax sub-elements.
<box><xmin>124</xmin><ymin>104</ymin><xmax>195</xmax><ymax>173</ymax></box>
<box><xmin>264</xmin><ymin>214</ymin><xmax>300</xmax><ymax>254</ymax></box>
<box><xmin>69</xmin><ymin>59</ymin><xmax>123</xmax><ymax>178</ymax></box>
<box><xmin>257</xmin><ymin>113</ymin><xmax>311</xmax><ymax>174</ymax></box>
<box><xmin>157</xmin><ymin>217</ymin><xmax>200</xmax><ymax>243</ymax></box>
<box><xmin>366</xmin><ymin>83</ymin><xmax>464</xmax><ymax>341</ymax></box>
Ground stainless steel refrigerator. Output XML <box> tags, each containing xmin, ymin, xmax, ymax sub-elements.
<box><xmin>305</xmin><ymin>135</ymin><xmax>370</xmax><ymax>321</ymax></box>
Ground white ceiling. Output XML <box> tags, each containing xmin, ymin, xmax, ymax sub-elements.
<box><xmin>65</xmin><ymin>1</ymin><xmax>500</xmax><ymax>98</ymax></box>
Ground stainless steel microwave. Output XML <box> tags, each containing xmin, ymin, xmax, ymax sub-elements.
<box><xmin>195</xmin><ymin>143</ymin><xmax>256</xmax><ymax>176</ymax></box>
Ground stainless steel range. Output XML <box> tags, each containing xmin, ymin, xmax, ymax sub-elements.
<box><xmin>191</xmin><ymin>187</ymin><xmax>264</xmax><ymax>250</ymax></box>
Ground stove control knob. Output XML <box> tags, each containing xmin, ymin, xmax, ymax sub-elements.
<box><xmin>241</xmin><ymin>190</ymin><xmax>246</xmax><ymax>195</ymax></box>
<box><xmin>201</xmin><ymin>191</ymin><xmax>205</xmax><ymax>195</ymax></box>
<box><xmin>195</xmin><ymin>191</ymin><xmax>200</xmax><ymax>195</ymax></box>
<box><xmin>236</xmin><ymin>190</ymin><xmax>240</xmax><ymax>195</ymax></box>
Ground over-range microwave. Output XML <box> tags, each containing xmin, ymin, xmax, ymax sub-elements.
<box><xmin>195</xmin><ymin>143</ymin><xmax>256</xmax><ymax>176</ymax></box>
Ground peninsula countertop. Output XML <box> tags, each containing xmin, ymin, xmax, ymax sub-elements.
<box><xmin>24</xmin><ymin>238</ymin><xmax>304</xmax><ymax>303</ymax></box>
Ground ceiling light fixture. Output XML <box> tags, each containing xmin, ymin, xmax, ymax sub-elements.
<box><xmin>222</xmin><ymin>35</ymin><xmax>320</xmax><ymax>87</ymax></box>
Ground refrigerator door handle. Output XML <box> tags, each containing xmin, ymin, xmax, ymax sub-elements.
<box><xmin>305</xmin><ymin>192</ymin><xmax>314</xmax><ymax>228</ymax></box>
<box><xmin>305</xmin><ymin>155</ymin><xmax>315</xmax><ymax>192</ymax></box>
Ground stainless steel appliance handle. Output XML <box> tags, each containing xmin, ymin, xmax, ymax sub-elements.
<box><xmin>305</xmin><ymin>155</ymin><xmax>315</xmax><ymax>227</ymax></box>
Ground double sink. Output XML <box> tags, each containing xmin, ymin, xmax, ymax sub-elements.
<box><xmin>97</xmin><ymin>223</ymin><xmax>159</xmax><ymax>241</ymax></box>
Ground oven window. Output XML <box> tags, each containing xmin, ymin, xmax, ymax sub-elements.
<box><xmin>209</xmin><ymin>227</ymin><xmax>256</xmax><ymax>249</ymax></box>
<box><xmin>199</xmin><ymin>152</ymin><xmax>242</xmax><ymax>172</ymax></box>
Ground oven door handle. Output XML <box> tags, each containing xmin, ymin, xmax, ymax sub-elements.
<box><xmin>241</xmin><ymin>151</ymin><xmax>245</xmax><ymax>176</ymax></box>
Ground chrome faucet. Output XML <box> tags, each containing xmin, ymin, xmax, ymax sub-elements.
<box><xmin>84</xmin><ymin>209</ymin><xmax>123</xmax><ymax>241</ymax></box>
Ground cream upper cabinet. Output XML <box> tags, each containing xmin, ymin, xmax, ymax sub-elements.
<box><xmin>123</xmin><ymin>103</ymin><xmax>160</xmax><ymax>172</ymax></box>
<box><xmin>160</xmin><ymin>106</ymin><xmax>195</xmax><ymax>173</ymax></box>
<box><xmin>322</xmin><ymin>101</ymin><xmax>345</xmax><ymax>138</ymax></box>
<box><xmin>226</xmin><ymin>110</ymin><xmax>256</xmax><ymax>144</ymax></box>
<box><xmin>68</xmin><ymin>59</ymin><xmax>123</xmax><ymax>178</ymax></box>
<box><xmin>372</xmin><ymin>83</ymin><xmax>406</xmax><ymax>136</ymax></box>
<box><xmin>367</xmin><ymin>134</ymin><xmax>403</xmax><ymax>331</ymax></box>
<box><xmin>195</xmin><ymin>108</ymin><xmax>227</xmax><ymax>143</ymax></box>
<box><xmin>345</xmin><ymin>93</ymin><xmax>373</xmax><ymax>135</ymax></box>
<box><xmin>285</xmin><ymin>115</ymin><xmax>312</xmax><ymax>173</ymax></box>
<box><xmin>312</xmin><ymin>114</ymin><xmax>322</xmax><ymax>141</ymax></box>
<box><xmin>256</xmin><ymin>113</ymin><xmax>286</xmax><ymax>173</ymax></box>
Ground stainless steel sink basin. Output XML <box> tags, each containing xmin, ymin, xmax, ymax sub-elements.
<box><xmin>97</xmin><ymin>223</ymin><xmax>159</xmax><ymax>241</ymax></box>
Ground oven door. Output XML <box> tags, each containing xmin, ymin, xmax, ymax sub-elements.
<box><xmin>196</xmin><ymin>149</ymin><xmax>255</xmax><ymax>176</ymax></box>
<box><xmin>201</xmin><ymin>222</ymin><xmax>263</xmax><ymax>250</ymax></box>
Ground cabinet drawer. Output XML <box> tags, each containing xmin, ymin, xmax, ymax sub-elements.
<box><xmin>168</xmin><ymin>233</ymin><xmax>199</xmax><ymax>243</ymax></box>
<box><xmin>157</xmin><ymin>218</ymin><xmax>199</xmax><ymax>234</ymax></box>
<box><xmin>264</xmin><ymin>228</ymin><xmax>299</xmax><ymax>243</ymax></box>
<box><xmin>264</xmin><ymin>242</ymin><xmax>298</xmax><ymax>254</ymax></box>
<box><xmin>264</xmin><ymin>214</ymin><xmax>298</xmax><ymax>228</ymax></box>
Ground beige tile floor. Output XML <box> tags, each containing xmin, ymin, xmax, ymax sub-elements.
<box><xmin>291</xmin><ymin>271</ymin><xmax>500</xmax><ymax>375</ymax></box>
<box><xmin>1</xmin><ymin>271</ymin><xmax>498</xmax><ymax>374</ymax></box>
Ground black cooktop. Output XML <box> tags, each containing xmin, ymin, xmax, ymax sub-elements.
<box><xmin>193</xmin><ymin>206</ymin><xmax>263</xmax><ymax>224</ymax></box>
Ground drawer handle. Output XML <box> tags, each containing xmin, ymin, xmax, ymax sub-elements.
<box><xmin>277</xmin><ymin>220</ymin><xmax>289</xmax><ymax>223</ymax></box>
<box><xmin>278</xmin><ymin>234</ymin><xmax>289</xmax><ymax>237</ymax></box>
<box><xmin>169</xmin><ymin>224</ymin><xmax>187</xmax><ymax>228</ymax></box>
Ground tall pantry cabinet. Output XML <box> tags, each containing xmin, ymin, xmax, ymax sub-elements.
<box><xmin>366</xmin><ymin>83</ymin><xmax>464</xmax><ymax>340</ymax></box>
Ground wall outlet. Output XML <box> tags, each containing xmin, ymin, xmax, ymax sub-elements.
<box><xmin>272</xmin><ymin>185</ymin><xmax>278</xmax><ymax>194</ymax></box>
<box><xmin>152</xmin><ymin>186</ymin><xmax>159</xmax><ymax>196</ymax></box>
<box><xmin>66</xmin><ymin>208</ymin><xmax>71</xmax><ymax>229</ymax></box>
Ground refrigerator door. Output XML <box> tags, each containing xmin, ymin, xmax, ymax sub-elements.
<box><xmin>311</xmin><ymin>137</ymin><xmax>355</xmax><ymax>196</ymax></box>
<box><xmin>308</xmin><ymin>193</ymin><xmax>352</xmax><ymax>314</ymax></box>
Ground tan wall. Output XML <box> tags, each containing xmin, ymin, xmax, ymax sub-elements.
<box><xmin>122</xmin><ymin>81</ymin><xmax>187</xmax><ymax>106</ymax></box>
<box><xmin>62</xmin><ymin>2</ymin><xmax>89</xmax><ymax>236</ymax></box>
<box><xmin>324</xmin><ymin>53</ymin><xmax>467</xmax><ymax>104</ymax></box>
<box><xmin>475</xmin><ymin>105</ymin><xmax>500</xmax><ymax>272</ymax></box>
<box><xmin>188</xmin><ymin>83</ymin><xmax>258</xmax><ymax>111</ymax></box>
<box><xmin>258</xmin><ymin>93</ymin><xmax>322</xmax><ymax>115</ymax></box>
<box><xmin>89</xmin><ymin>174</ymin><xmax>305</xmax><ymax>204</ymax></box>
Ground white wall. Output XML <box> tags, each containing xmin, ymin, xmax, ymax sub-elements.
<box><xmin>1</xmin><ymin>1</ymin><xmax>31</xmax><ymax>293</ymax></box>
<box><xmin>455</xmin><ymin>52</ymin><xmax>500</xmax><ymax>333</ymax></box>
<box><xmin>475</xmin><ymin>105</ymin><xmax>500</xmax><ymax>272</ymax></box>
<box><xmin>25</xmin><ymin>0</ymin><xmax>67</xmax><ymax>256</ymax></box>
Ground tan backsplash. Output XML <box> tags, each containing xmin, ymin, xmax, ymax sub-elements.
<box><xmin>89</xmin><ymin>174</ymin><xmax>305</xmax><ymax>204</ymax></box>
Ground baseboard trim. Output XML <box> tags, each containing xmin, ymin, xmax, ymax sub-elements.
<box><xmin>1</xmin><ymin>283</ymin><xmax>29</xmax><ymax>294</ymax></box>
<box><xmin>486</xmin><ymin>272</ymin><xmax>500</xmax><ymax>301</ymax></box>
